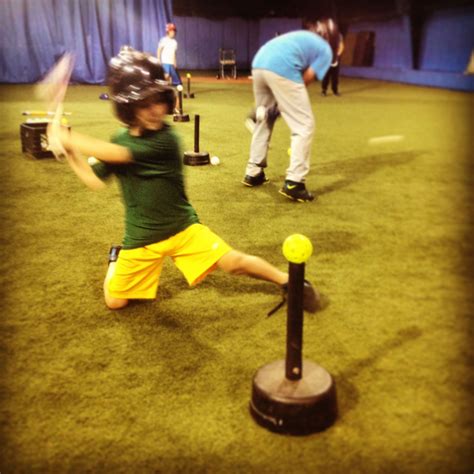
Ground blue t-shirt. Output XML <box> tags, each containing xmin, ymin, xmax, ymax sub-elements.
<box><xmin>252</xmin><ymin>31</ymin><xmax>332</xmax><ymax>84</ymax></box>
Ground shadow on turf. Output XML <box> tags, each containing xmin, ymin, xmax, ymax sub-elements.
<box><xmin>0</xmin><ymin>131</ymin><xmax>18</xmax><ymax>142</ymax></box>
<box><xmin>251</xmin><ymin>180</ymin><xmax>322</xmax><ymax>205</ymax></box>
<box><xmin>315</xmin><ymin>150</ymin><xmax>425</xmax><ymax>196</ymax></box>
<box><xmin>233</xmin><ymin>151</ymin><xmax>424</xmax><ymax>204</ymax></box>
<box><xmin>243</xmin><ymin>234</ymin><xmax>360</xmax><ymax>261</ymax></box>
<box><xmin>335</xmin><ymin>326</ymin><xmax>423</xmax><ymax>415</ymax></box>
<box><xmin>238</xmin><ymin>151</ymin><xmax>422</xmax><ymax>202</ymax></box>
<box><xmin>311</xmin><ymin>230</ymin><xmax>360</xmax><ymax>254</ymax></box>
<box><xmin>328</xmin><ymin>82</ymin><xmax>386</xmax><ymax>96</ymax></box>
<box><xmin>115</xmin><ymin>307</ymin><xmax>223</xmax><ymax>378</ymax></box>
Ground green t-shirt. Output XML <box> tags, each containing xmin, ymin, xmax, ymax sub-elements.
<box><xmin>92</xmin><ymin>125</ymin><xmax>200</xmax><ymax>249</ymax></box>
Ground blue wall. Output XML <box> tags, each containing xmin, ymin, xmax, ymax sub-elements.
<box><xmin>174</xmin><ymin>16</ymin><xmax>301</xmax><ymax>70</ymax></box>
<box><xmin>258</xmin><ymin>18</ymin><xmax>302</xmax><ymax>49</ymax></box>
<box><xmin>348</xmin><ymin>16</ymin><xmax>413</xmax><ymax>69</ymax></box>
<box><xmin>175</xmin><ymin>9</ymin><xmax>473</xmax><ymax>90</ymax></box>
<box><xmin>420</xmin><ymin>7</ymin><xmax>474</xmax><ymax>73</ymax></box>
<box><xmin>0</xmin><ymin>2</ymin><xmax>472</xmax><ymax>91</ymax></box>
<box><xmin>0</xmin><ymin>0</ymin><xmax>173</xmax><ymax>83</ymax></box>
<box><xmin>174</xmin><ymin>17</ymin><xmax>257</xmax><ymax>70</ymax></box>
<box><xmin>342</xmin><ymin>7</ymin><xmax>474</xmax><ymax>91</ymax></box>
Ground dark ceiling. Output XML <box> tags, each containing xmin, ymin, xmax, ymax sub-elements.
<box><xmin>172</xmin><ymin>0</ymin><xmax>474</xmax><ymax>20</ymax></box>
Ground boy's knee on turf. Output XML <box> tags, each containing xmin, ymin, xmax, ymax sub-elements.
<box><xmin>104</xmin><ymin>294</ymin><xmax>129</xmax><ymax>310</ymax></box>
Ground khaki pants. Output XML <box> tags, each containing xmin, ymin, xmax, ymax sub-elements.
<box><xmin>245</xmin><ymin>69</ymin><xmax>315</xmax><ymax>183</ymax></box>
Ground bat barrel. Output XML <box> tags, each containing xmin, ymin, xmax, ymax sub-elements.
<box><xmin>22</xmin><ymin>110</ymin><xmax>71</xmax><ymax>116</ymax></box>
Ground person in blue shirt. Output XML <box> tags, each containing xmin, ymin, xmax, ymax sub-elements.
<box><xmin>242</xmin><ymin>19</ymin><xmax>339</xmax><ymax>202</ymax></box>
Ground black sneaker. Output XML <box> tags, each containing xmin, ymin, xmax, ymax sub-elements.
<box><xmin>279</xmin><ymin>180</ymin><xmax>315</xmax><ymax>202</ymax></box>
<box><xmin>242</xmin><ymin>171</ymin><xmax>269</xmax><ymax>187</ymax></box>
<box><xmin>108</xmin><ymin>245</ymin><xmax>122</xmax><ymax>263</ymax></box>
<box><xmin>268</xmin><ymin>279</ymin><xmax>321</xmax><ymax>316</ymax></box>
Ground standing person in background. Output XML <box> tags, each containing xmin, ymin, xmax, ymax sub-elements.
<box><xmin>321</xmin><ymin>20</ymin><xmax>344</xmax><ymax>96</ymax></box>
<box><xmin>157</xmin><ymin>23</ymin><xmax>182</xmax><ymax>86</ymax></box>
<box><xmin>242</xmin><ymin>19</ymin><xmax>338</xmax><ymax>203</ymax></box>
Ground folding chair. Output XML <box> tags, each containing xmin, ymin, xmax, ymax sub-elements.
<box><xmin>218</xmin><ymin>49</ymin><xmax>237</xmax><ymax>79</ymax></box>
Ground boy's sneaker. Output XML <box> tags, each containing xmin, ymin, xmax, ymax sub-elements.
<box><xmin>242</xmin><ymin>171</ymin><xmax>269</xmax><ymax>187</ymax></box>
<box><xmin>279</xmin><ymin>180</ymin><xmax>315</xmax><ymax>202</ymax></box>
<box><xmin>108</xmin><ymin>245</ymin><xmax>122</xmax><ymax>263</ymax></box>
<box><xmin>268</xmin><ymin>279</ymin><xmax>321</xmax><ymax>316</ymax></box>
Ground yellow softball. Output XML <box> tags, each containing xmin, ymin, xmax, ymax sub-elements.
<box><xmin>282</xmin><ymin>234</ymin><xmax>313</xmax><ymax>264</ymax></box>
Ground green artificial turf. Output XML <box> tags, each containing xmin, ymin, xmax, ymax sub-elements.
<box><xmin>0</xmin><ymin>78</ymin><xmax>473</xmax><ymax>473</ymax></box>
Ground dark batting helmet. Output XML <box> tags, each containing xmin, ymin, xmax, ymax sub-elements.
<box><xmin>107</xmin><ymin>47</ymin><xmax>176</xmax><ymax>125</ymax></box>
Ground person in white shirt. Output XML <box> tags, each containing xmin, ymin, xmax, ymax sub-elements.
<box><xmin>157</xmin><ymin>23</ymin><xmax>182</xmax><ymax>86</ymax></box>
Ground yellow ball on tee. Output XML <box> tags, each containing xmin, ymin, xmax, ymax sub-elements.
<box><xmin>282</xmin><ymin>234</ymin><xmax>313</xmax><ymax>264</ymax></box>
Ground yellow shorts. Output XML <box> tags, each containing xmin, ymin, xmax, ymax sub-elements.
<box><xmin>107</xmin><ymin>224</ymin><xmax>232</xmax><ymax>299</ymax></box>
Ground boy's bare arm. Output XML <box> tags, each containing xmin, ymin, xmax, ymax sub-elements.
<box><xmin>65</xmin><ymin>150</ymin><xmax>106</xmax><ymax>191</ymax></box>
<box><xmin>59</xmin><ymin>128</ymin><xmax>132</xmax><ymax>164</ymax></box>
